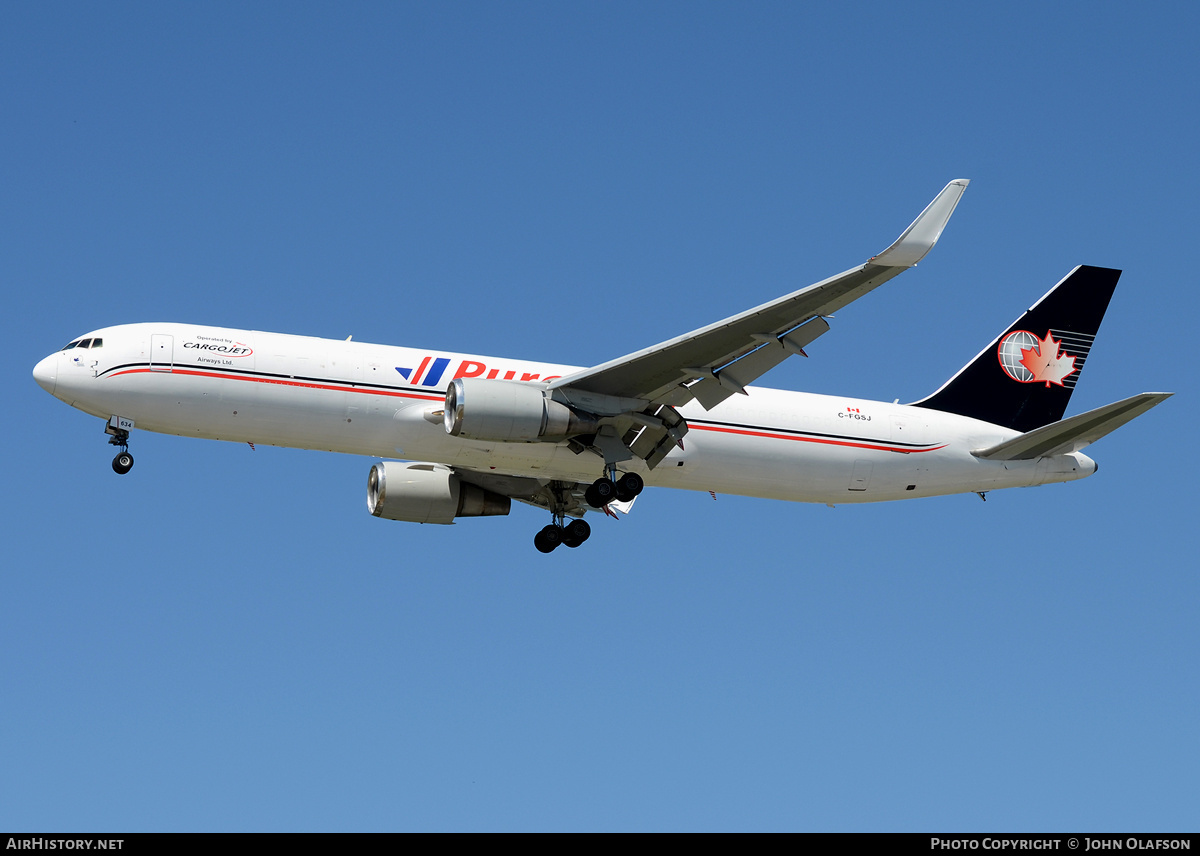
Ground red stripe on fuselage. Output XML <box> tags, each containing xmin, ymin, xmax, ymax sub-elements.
<box><xmin>689</xmin><ymin>423</ymin><xmax>946</xmax><ymax>454</ymax></box>
<box><xmin>101</xmin><ymin>368</ymin><xmax>946</xmax><ymax>451</ymax></box>
<box><xmin>106</xmin><ymin>367</ymin><xmax>444</xmax><ymax>402</ymax></box>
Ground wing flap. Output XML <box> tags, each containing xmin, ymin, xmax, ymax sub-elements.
<box><xmin>687</xmin><ymin>315</ymin><xmax>832</xmax><ymax>409</ymax></box>
<box><xmin>630</xmin><ymin>405</ymin><xmax>687</xmax><ymax>469</ymax></box>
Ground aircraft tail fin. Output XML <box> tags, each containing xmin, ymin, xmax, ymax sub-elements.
<box><xmin>911</xmin><ymin>265</ymin><xmax>1120</xmax><ymax>432</ymax></box>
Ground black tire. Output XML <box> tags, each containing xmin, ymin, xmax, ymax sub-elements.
<box><xmin>616</xmin><ymin>472</ymin><xmax>644</xmax><ymax>502</ymax></box>
<box><xmin>585</xmin><ymin>477</ymin><xmax>616</xmax><ymax>508</ymax></box>
<box><xmin>534</xmin><ymin>524</ymin><xmax>562</xmax><ymax>553</ymax></box>
<box><xmin>112</xmin><ymin>452</ymin><xmax>134</xmax><ymax>475</ymax></box>
<box><xmin>564</xmin><ymin>519</ymin><xmax>591</xmax><ymax>547</ymax></box>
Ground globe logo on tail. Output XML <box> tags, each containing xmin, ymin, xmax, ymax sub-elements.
<box><xmin>997</xmin><ymin>329</ymin><xmax>1078</xmax><ymax>387</ymax></box>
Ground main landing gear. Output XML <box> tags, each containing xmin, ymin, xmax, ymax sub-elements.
<box><xmin>534</xmin><ymin>518</ymin><xmax>591</xmax><ymax>554</ymax></box>
<box><xmin>105</xmin><ymin>418</ymin><xmax>134</xmax><ymax>475</ymax></box>
<box><xmin>534</xmin><ymin>482</ymin><xmax>592</xmax><ymax>554</ymax></box>
<box><xmin>584</xmin><ymin>470</ymin><xmax>644</xmax><ymax>508</ymax></box>
<box><xmin>533</xmin><ymin>471</ymin><xmax>645</xmax><ymax>553</ymax></box>
<box><xmin>535</xmin><ymin>480</ymin><xmax>590</xmax><ymax>554</ymax></box>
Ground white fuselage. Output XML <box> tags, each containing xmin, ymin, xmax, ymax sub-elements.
<box><xmin>33</xmin><ymin>322</ymin><xmax>1096</xmax><ymax>502</ymax></box>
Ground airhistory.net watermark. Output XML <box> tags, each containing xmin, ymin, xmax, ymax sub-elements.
<box><xmin>6</xmin><ymin>840</ymin><xmax>123</xmax><ymax>850</ymax></box>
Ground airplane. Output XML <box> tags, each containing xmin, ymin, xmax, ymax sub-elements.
<box><xmin>32</xmin><ymin>180</ymin><xmax>1171</xmax><ymax>552</ymax></box>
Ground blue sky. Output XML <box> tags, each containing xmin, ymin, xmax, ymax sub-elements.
<box><xmin>3</xmin><ymin>2</ymin><xmax>1197</xmax><ymax>831</ymax></box>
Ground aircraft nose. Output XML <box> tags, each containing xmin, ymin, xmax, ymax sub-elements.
<box><xmin>33</xmin><ymin>352</ymin><xmax>58</xmax><ymax>395</ymax></box>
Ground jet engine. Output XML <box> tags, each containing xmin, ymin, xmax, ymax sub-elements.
<box><xmin>443</xmin><ymin>378</ymin><xmax>598</xmax><ymax>442</ymax></box>
<box><xmin>367</xmin><ymin>461</ymin><xmax>510</xmax><ymax>524</ymax></box>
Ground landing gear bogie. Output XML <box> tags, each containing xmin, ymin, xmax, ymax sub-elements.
<box><xmin>534</xmin><ymin>479</ymin><xmax>603</xmax><ymax>553</ymax></box>
<box><xmin>585</xmin><ymin>471</ymin><xmax>643</xmax><ymax>507</ymax></box>
<box><xmin>533</xmin><ymin>518</ymin><xmax>592</xmax><ymax>553</ymax></box>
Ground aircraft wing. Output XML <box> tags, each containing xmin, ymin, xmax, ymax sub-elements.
<box><xmin>548</xmin><ymin>179</ymin><xmax>969</xmax><ymax>413</ymax></box>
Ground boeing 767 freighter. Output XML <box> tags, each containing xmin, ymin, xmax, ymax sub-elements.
<box><xmin>32</xmin><ymin>180</ymin><xmax>1170</xmax><ymax>551</ymax></box>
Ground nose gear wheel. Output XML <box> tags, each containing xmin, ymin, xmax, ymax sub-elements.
<box><xmin>112</xmin><ymin>451</ymin><xmax>134</xmax><ymax>475</ymax></box>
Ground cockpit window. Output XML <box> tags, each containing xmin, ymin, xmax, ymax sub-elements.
<box><xmin>78</xmin><ymin>339</ymin><xmax>93</xmax><ymax>349</ymax></box>
<box><xmin>62</xmin><ymin>340</ymin><xmax>81</xmax><ymax>350</ymax></box>
<box><xmin>90</xmin><ymin>338</ymin><xmax>103</xmax><ymax>348</ymax></box>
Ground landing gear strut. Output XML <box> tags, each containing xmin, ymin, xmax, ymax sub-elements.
<box><xmin>105</xmin><ymin>418</ymin><xmax>134</xmax><ymax>475</ymax></box>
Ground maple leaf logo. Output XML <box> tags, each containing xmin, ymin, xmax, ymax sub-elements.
<box><xmin>1018</xmin><ymin>330</ymin><xmax>1078</xmax><ymax>387</ymax></box>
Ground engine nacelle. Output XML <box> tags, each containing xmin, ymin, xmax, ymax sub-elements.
<box><xmin>367</xmin><ymin>461</ymin><xmax>510</xmax><ymax>525</ymax></box>
<box><xmin>443</xmin><ymin>378</ymin><xmax>598</xmax><ymax>442</ymax></box>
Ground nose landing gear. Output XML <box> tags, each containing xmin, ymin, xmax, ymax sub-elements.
<box><xmin>105</xmin><ymin>416</ymin><xmax>134</xmax><ymax>475</ymax></box>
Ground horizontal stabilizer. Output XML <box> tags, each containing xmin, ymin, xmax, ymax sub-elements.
<box><xmin>972</xmin><ymin>392</ymin><xmax>1172</xmax><ymax>461</ymax></box>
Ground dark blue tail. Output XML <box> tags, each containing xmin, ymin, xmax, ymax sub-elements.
<box><xmin>911</xmin><ymin>265</ymin><xmax>1120</xmax><ymax>433</ymax></box>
